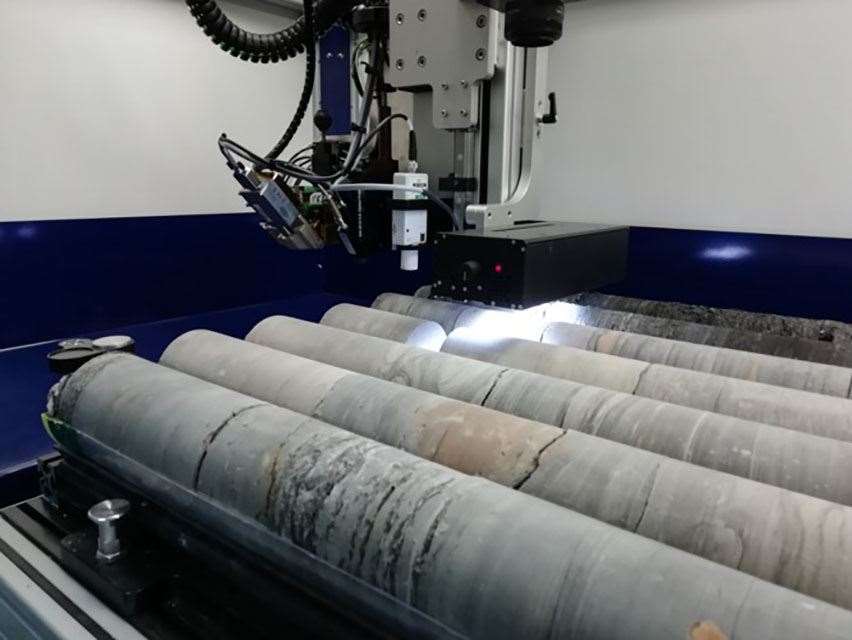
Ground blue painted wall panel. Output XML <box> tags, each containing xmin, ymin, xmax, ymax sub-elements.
<box><xmin>319</xmin><ymin>25</ymin><xmax>352</xmax><ymax>137</ymax></box>
<box><xmin>0</xmin><ymin>214</ymin><xmax>422</xmax><ymax>349</ymax></box>
<box><xmin>607</xmin><ymin>227</ymin><xmax>852</xmax><ymax>322</ymax></box>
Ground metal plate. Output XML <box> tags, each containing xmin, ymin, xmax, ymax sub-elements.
<box><xmin>388</xmin><ymin>0</ymin><xmax>497</xmax><ymax>129</ymax></box>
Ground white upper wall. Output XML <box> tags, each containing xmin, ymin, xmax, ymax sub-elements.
<box><xmin>0</xmin><ymin>0</ymin><xmax>310</xmax><ymax>221</ymax></box>
<box><xmin>541</xmin><ymin>0</ymin><xmax>852</xmax><ymax>238</ymax></box>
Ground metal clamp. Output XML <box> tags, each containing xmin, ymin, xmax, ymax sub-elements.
<box><xmin>467</xmin><ymin>47</ymin><xmax>550</xmax><ymax>231</ymax></box>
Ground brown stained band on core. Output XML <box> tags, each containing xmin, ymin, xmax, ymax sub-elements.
<box><xmin>689</xmin><ymin>621</ymin><xmax>728</xmax><ymax>640</ymax></box>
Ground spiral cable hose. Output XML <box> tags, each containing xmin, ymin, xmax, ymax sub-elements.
<box><xmin>266</xmin><ymin>0</ymin><xmax>315</xmax><ymax>159</ymax></box>
<box><xmin>185</xmin><ymin>0</ymin><xmax>355</xmax><ymax>64</ymax></box>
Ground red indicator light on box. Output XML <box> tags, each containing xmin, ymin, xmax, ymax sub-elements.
<box><xmin>494</xmin><ymin>263</ymin><xmax>503</xmax><ymax>274</ymax></box>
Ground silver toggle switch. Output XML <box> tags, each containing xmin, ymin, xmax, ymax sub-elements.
<box><xmin>87</xmin><ymin>499</ymin><xmax>130</xmax><ymax>563</ymax></box>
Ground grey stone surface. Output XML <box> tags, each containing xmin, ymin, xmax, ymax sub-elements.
<box><xmin>568</xmin><ymin>292</ymin><xmax>852</xmax><ymax>348</ymax></box>
<box><xmin>373</xmin><ymin>293</ymin><xmax>477</xmax><ymax>335</ymax></box>
<box><xmin>552</xmin><ymin>302</ymin><xmax>852</xmax><ymax>366</ymax></box>
<box><xmin>247</xmin><ymin>317</ymin><xmax>852</xmax><ymax>508</ymax></box>
<box><xmin>50</xmin><ymin>353</ymin><xmax>852</xmax><ymax>639</ymax></box>
<box><xmin>543</xmin><ymin>321</ymin><xmax>852</xmax><ymax>397</ymax></box>
<box><xmin>353</xmin><ymin>298</ymin><xmax>852</xmax><ymax>440</ymax></box>
<box><xmin>377</xmin><ymin>292</ymin><xmax>852</xmax><ymax>366</ymax></box>
<box><xmin>321</xmin><ymin>304</ymin><xmax>446</xmax><ymax>350</ymax></box>
<box><xmin>443</xmin><ymin>330</ymin><xmax>852</xmax><ymax>442</ymax></box>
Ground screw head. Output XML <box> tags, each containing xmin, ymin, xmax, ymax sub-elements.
<box><xmin>396</xmin><ymin>59</ymin><xmax>405</xmax><ymax>70</ymax></box>
<box><xmin>88</xmin><ymin>499</ymin><xmax>130</xmax><ymax>524</ymax></box>
<box><xmin>460</xmin><ymin>109</ymin><xmax>469</xmax><ymax>117</ymax></box>
<box><xmin>418</xmin><ymin>9</ymin><xmax>427</xmax><ymax>21</ymax></box>
<box><xmin>475</xmin><ymin>48</ymin><xmax>486</xmax><ymax>61</ymax></box>
<box><xmin>476</xmin><ymin>15</ymin><xmax>487</xmax><ymax>28</ymax></box>
<box><xmin>417</xmin><ymin>55</ymin><xmax>427</xmax><ymax>67</ymax></box>
<box><xmin>396</xmin><ymin>13</ymin><xmax>405</xmax><ymax>24</ymax></box>
<box><xmin>440</xmin><ymin>109</ymin><xmax>448</xmax><ymax>118</ymax></box>
<box><xmin>440</xmin><ymin>83</ymin><xmax>449</xmax><ymax>90</ymax></box>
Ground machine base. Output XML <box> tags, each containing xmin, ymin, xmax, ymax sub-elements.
<box><xmin>0</xmin><ymin>454</ymin><xmax>397</xmax><ymax>640</ymax></box>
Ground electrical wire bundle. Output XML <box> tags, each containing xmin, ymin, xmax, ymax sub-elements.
<box><xmin>188</xmin><ymin>0</ymin><xmax>460</xmax><ymax>230</ymax></box>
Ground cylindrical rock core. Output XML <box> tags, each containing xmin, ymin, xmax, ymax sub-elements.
<box><xmin>546</xmin><ymin>299</ymin><xmax>852</xmax><ymax>366</ymax></box>
<box><xmin>365</xmin><ymin>297</ymin><xmax>852</xmax><ymax>441</ymax></box>
<box><xmin>542</xmin><ymin>321</ymin><xmax>852</xmax><ymax>397</ymax></box>
<box><xmin>321</xmin><ymin>304</ymin><xmax>447</xmax><ymax>351</ymax></box>
<box><xmin>48</xmin><ymin>354</ymin><xmax>852</xmax><ymax>639</ymax></box>
<box><xmin>442</xmin><ymin>328</ymin><xmax>852</xmax><ymax>443</ymax></box>
<box><xmin>379</xmin><ymin>292</ymin><xmax>852</xmax><ymax>396</ymax></box>
<box><xmin>163</xmin><ymin>330</ymin><xmax>852</xmax><ymax>609</ymax></box>
<box><xmin>568</xmin><ymin>291</ymin><xmax>852</xmax><ymax>349</ymax></box>
<box><xmin>373</xmin><ymin>291</ymin><xmax>852</xmax><ymax>366</ymax></box>
<box><xmin>247</xmin><ymin>316</ymin><xmax>852</xmax><ymax>508</ymax></box>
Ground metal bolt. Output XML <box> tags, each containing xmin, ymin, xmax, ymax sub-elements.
<box><xmin>508</xmin><ymin>210</ymin><xmax>513</xmax><ymax>217</ymax></box>
<box><xmin>418</xmin><ymin>9</ymin><xmax>427</xmax><ymax>21</ymax></box>
<box><xmin>475</xmin><ymin>48</ymin><xmax>486</xmax><ymax>61</ymax></box>
<box><xmin>460</xmin><ymin>109</ymin><xmax>469</xmax><ymax>117</ymax></box>
<box><xmin>417</xmin><ymin>55</ymin><xmax>427</xmax><ymax>67</ymax></box>
<box><xmin>440</xmin><ymin>83</ymin><xmax>449</xmax><ymax>91</ymax></box>
<box><xmin>476</xmin><ymin>15</ymin><xmax>487</xmax><ymax>28</ymax></box>
<box><xmin>396</xmin><ymin>13</ymin><xmax>405</xmax><ymax>24</ymax></box>
<box><xmin>88</xmin><ymin>498</ymin><xmax>130</xmax><ymax>564</ymax></box>
<box><xmin>460</xmin><ymin>80</ymin><xmax>469</xmax><ymax>88</ymax></box>
<box><xmin>396</xmin><ymin>59</ymin><xmax>405</xmax><ymax>70</ymax></box>
<box><xmin>441</xmin><ymin>108</ymin><xmax>449</xmax><ymax>118</ymax></box>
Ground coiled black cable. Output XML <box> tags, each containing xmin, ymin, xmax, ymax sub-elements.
<box><xmin>185</xmin><ymin>0</ymin><xmax>356</xmax><ymax>64</ymax></box>
<box><xmin>266</xmin><ymin>0</ymin><xmax>315</xmax><ymax>159</ymax></box>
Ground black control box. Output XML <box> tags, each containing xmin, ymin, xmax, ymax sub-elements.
<box><xmin>432</xmin><ymin>222</ymin><xmax>629</xmax><ymax>308</ymax></box>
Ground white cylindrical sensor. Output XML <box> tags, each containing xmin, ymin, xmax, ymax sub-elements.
<box><xmin>400</xmin><ymin>249</ymin><xmax>419</xmax><ymax>271</ymax></box>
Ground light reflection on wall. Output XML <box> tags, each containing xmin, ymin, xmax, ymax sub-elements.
<box><xmin>15</xmin><ymin>225</ymin><xmax>37</xmax><ymax>240</ymax></box>
<box><xmin>700</xmin><ymin>245</ymin><xmax>753</xmax><ymax>261</ymax></box>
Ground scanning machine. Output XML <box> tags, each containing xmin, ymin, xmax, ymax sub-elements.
<box><xmin>0</xmin><ymin>3</ymin><xmax>636</xmax><ymax>639</ymax></box>
<box><xmin>206</xmin><ymin>0</ymin><xmax>629</xmax><ymax>308</ymax></box>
